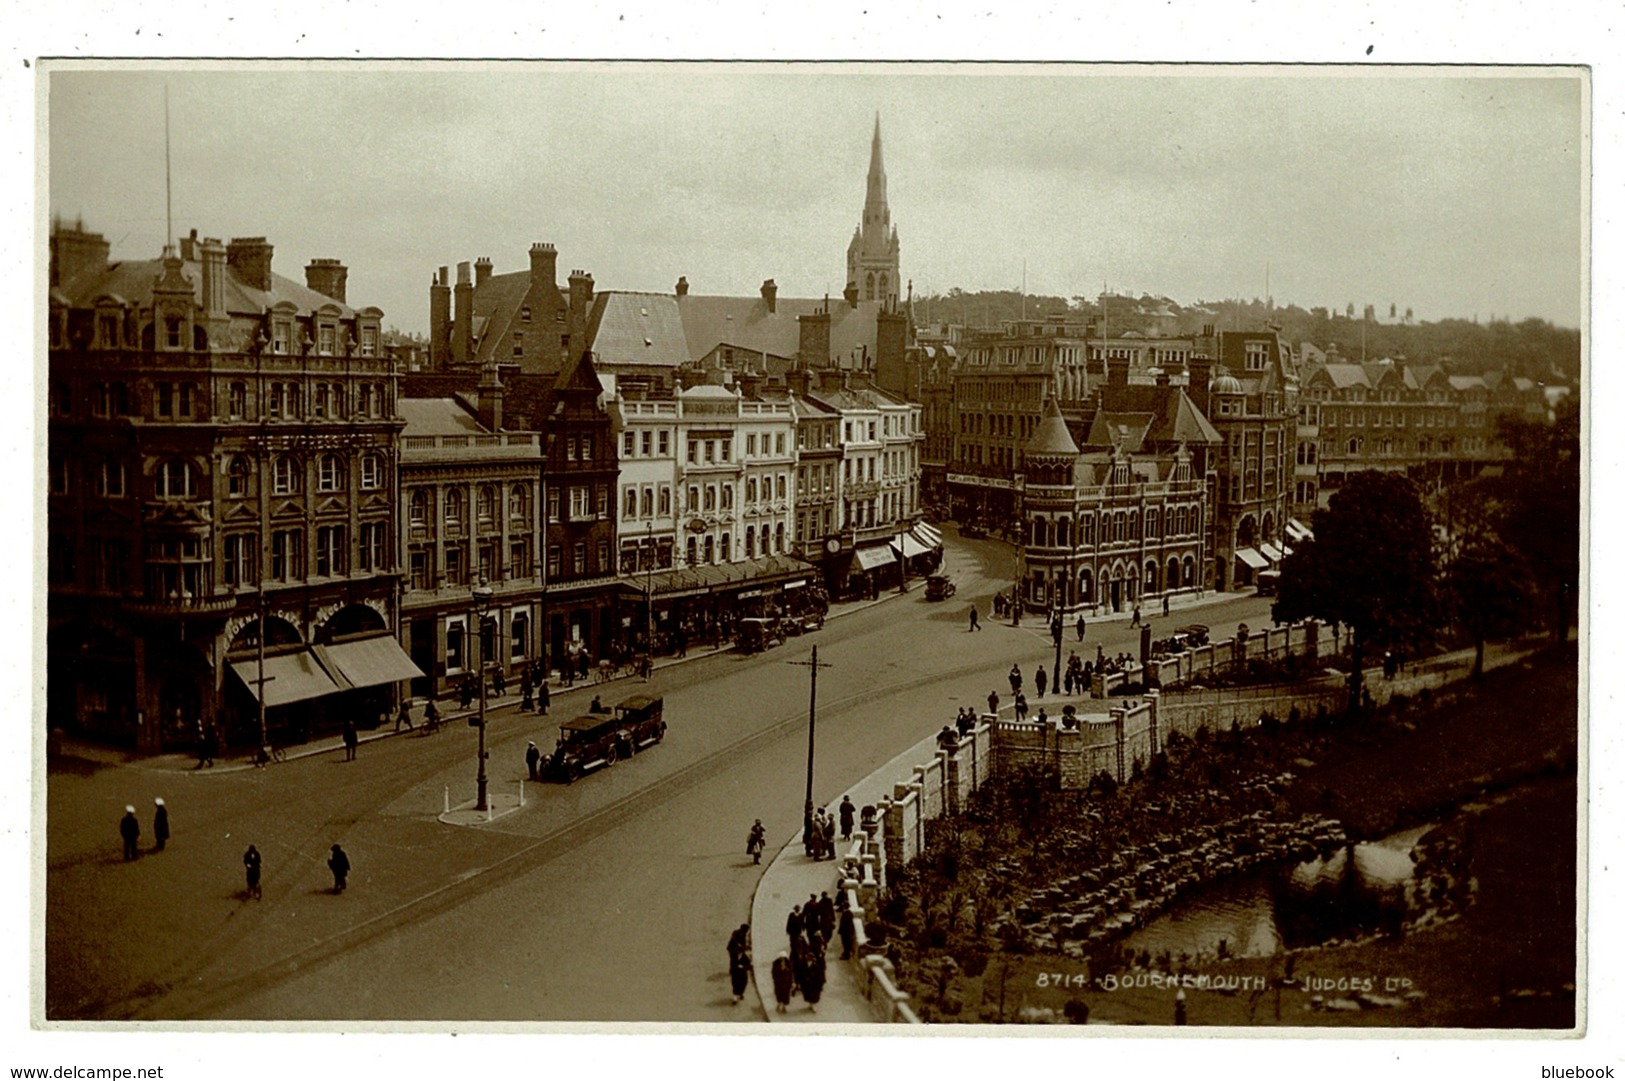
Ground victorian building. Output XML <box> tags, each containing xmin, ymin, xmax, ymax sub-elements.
<box><xmin>46</xmin><ymin>222</ymin><xmax>413</xmax><ymax>752</ymax></box>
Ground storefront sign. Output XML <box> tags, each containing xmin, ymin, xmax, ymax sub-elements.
<box><xmin>947</xmin><ymin>472</ymin><xmax>1020</xmax><ymax>491</ymax></box>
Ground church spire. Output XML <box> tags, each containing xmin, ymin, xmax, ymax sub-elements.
<box><xmin>847</xmin><ymin>112</ymin><xmax>900</xmax><ymax>307</ymax></box>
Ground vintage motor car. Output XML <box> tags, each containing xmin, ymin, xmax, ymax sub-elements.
<box><xmin>924</xmin><ymin>574</ymin><xmax>957</xmax><ymax>601</ymax></box>
<box><xmin>541</xmin><ymin>695</ymin><xmax>665</xmax><ymax>783</ymax></box>
<box><xmin>736</xmin><ymin>617</ymin><xmax>785</xmax><ymax>653</ymax></box>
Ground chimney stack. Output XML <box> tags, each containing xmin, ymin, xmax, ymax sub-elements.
<box><xmin>430</xmin><ymin>266</ymin><xmax>451</xmax><ymax>369</ymax></box>
<box><xmin>567</xmin><ymin>270</ymin><xmax>595</xmax><ymax>360</ymax></box>
<box><xmin>1108</xmin><ymin>354</ymin><xmax>1128</xmax><ymax>389</ymax></box>
<box><xmin>675</xmin><ymin>276</ymin><xmax>689</xmax><ymax>298</ymax></box>
<box><xmin>227</xmin><ymin>237</ymin><xmax>275</xmax><ymax>293</ymax></box>
<box><xmin>760</xmin><ymin>278</ymin><xmax>778</xmax><ymax>314</ymax></box>
<box><xmin>454</xmin><ymin>261</ymin><xmax>474</xmax><ymax>367</ymax></box>
<box><xmin>1188</xmin><ymin>354</ymin><xmax>1214</xmax><ymax>417</ymax></box>
<box><xmin>797</xmin><ymin>308</ymin><xmax>832</xmax><ymax>371</ymax></box>
<box><xmin>529</xmin><ymin>243</ymin><xmax>557</xmax><ymax>290</ymax></box>
<box><xmin>475</xmin><ymin>257</ymin><xmax>493</xmax><ymax>288</ymax></box>
<box><xmin>477</xmin><ymin>360</ymin><xmax>504</xmax><ymax>432</ymax></box>
<box><xmin>49</xmin><ymin>222</ymin><xmax>112</xmax><ymax>288</ymax></box>
<box><xmin>304</xmin><ymin>258</ymin><xmax>349</xmax><ymax>304</ymax></box>
<box><xmin>201</xmin><ymin>237</ymin><xmax>228</xmax><ymax>319</ymax></box>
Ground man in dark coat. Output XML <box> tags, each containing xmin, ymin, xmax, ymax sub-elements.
<box><xmin>152</xmin><ymin>798</ymin><xmax>169</xmax><ymax>852</ymax></box>
<box><xmin>1035</xmin><ymin>665</ymin><xmax>1048</xmax><ymax>698</ymax></box>
<box><xmin>838</xmin><ymin>795</ymin><xmax>855</xmax><ymax>841</ymax></box>
<box><xmin>1009</xmin><ymin>664</ymin><xmax>1022</xmax><ymax>696</ymax></box>
<box><xmin>1077</xmin><ymin>613</ymin><xmax>1087</xmax><ymax>641</ymax></box>
<box><xmin>525</xmin><ymin>741</ymin><xmax>541</xmax><ymax>782</ymax></box>
<box><xmin>801</xmin><ymin>945</ymin><xmax>827</xmax><ymax>1012</ymax></box>
<box><xmin>726</xmin><ymin>923</ymin><xmax>752</xmax><ymax>1003</ymax></box>
<box><xmin>537</xmin><ymin>679</ymin><xmax>550</xmax><ymax>716</ymax></box>
<box><xmin>785</xmin><ymin>904</ymin><xmax>803</xmax><ymax>944</ymax></box>
<box><xmin>838</xmin><ymin>906</ymin><xmax>856</xmax><ymax>959</ymax></box>
<box><xmin>395</xmin><ymin>701</ymin><xmax>413</xmax><ymax>732</ymax></box>
<box><xmin>770</xmin><ymin>952</ymin><xmax>794</xmax><ymax>1013</ymax></box>
<box><xmin>817</xmin><ymin>891</ymin><xmax>836</xmax><ymax>942</ymax></box>
<box><xmin>492</xmin><ymin>667</ymin><xmax>506</xmax><ymax>697</ymax></box>
<box><xmin>119</xmin><ymin>806</ymin><xmax>140</xmax><ymax>861</ymax></box>
<box><xmin>520</xmin><ymin>668</ymin><xmax>534</xmax><ymax>711</ymax></box>
<box><xmin>342</xmin><ymin>718</ymin><xmax>359</xmax><ymax>760</ymax></box>
<box><xmin>328</xmin><ymin>843</ymin><xmax>350</xmax><ymax>893</ymax></box>
<box><xmin>243</xmin><ymin>844</ymin><xmax>262</xmax><ymax>900</ymax></box>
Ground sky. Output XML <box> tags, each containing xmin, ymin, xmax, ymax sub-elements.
<box><xmin>45</xmin><ymin>63</ymin><xmax>1584</xmax><ymax>334</ymax></box>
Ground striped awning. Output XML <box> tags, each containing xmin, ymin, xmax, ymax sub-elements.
<box><xmin>912</xmin><ymin>521</ymin><xmax>944</xmax><ymax>549</ymax></box>
<box><xmin>852</xmin><ymin>544</ymin><xmax>897</xmax><ymax>572</ymax></box>
<box><xmin>229</xmin><ymin>651</ymin><xmax>342</xmax><ymax>708</ymax></box>
<box><xmin>315</xmin><ymin>635</ymin><xmax>424</xmax><ymax>690</ymax></box>
<box><xmin>892</xmin><ymin>531</ymin><xmax>931</xmax><ymax>559</ymax></box>
<box><xmin>1259</xmin><ymin>542</ymin><xmax>1284</xmax><ymax>563</ymax></box>
<box><xmin>1286</xmin><ymin>518</ymin><xmax>1314</xmax><ymax>543</ymax></box>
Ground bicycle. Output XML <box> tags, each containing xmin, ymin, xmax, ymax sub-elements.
<box><xmin>253</xmin><ymin>743</ymin><xmax>287</xmax><ymax>768</ymax></box>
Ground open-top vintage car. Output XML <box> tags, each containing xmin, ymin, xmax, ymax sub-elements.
<box><xmin>541</xmin><ymin>694</ymin><xmax>666</xmax><ymax>783</ymax></box>
<box><xmin>924</xmin><ymin>574</ymin><xmax>957</xmax><ymax>601</ymax></box>
<box><xmin>737</xmin><ymin>617</ymin><xmax>785</xmax><ymax>653</ymax></box>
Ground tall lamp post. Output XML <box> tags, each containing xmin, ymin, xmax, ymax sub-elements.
<box><xmin>472</xmin><ymin>579</ymin><xmax>494</xmax><ymax>811</ymax></box>
<box><xmin>789</xmin><ymin>645</ymin><xmax>833</xmax><ymax>854</ymax></box>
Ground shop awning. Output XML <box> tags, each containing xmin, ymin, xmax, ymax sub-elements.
<box><xmin>315</xmin><ymin>635</ymin><xmax>424</xmax><ymax>691</ymax></box>
<box><xmin>1259</xmin><ymin>542</ymin><xmax>1284</xmax><ymax>563</ymax></box>
<box><xmin>1286</xmin><ymin>518</ymin><xmax>1314</xmax><ymax>543</ymax></box>
<box><xmin>912</xmin><ymin>521</ymin><xmax>944</xmax><ymax>549</ymax></box>
<box><xmin>852</xmin><ymin>544</ymin><xmax>897</xmax><ymax>572</ymax></box>
<box><xmin>1234</xmin><ymin>547</ymin><xmax>1270</xmax><ymax>571</ymax></box>
<box><xmin>229</xmin><ymin>651</ymin><xmax>343</xmax><ymax>708</ymax></box>
<box><xmin>891</xmin><ymin>531</ymin><xmax>931</xmax><ymax>559</ymax></box>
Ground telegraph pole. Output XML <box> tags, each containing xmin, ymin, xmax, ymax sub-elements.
<box><xmin>789</xmin><ymin>645</ymin><xmax>834</xmax><ymax>855</ymax></box>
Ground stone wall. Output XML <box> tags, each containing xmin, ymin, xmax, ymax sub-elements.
<box><xmin>1094</xmin><ymin>618</ymin><xmax>1339</xmax><ymax>696</ymax></box>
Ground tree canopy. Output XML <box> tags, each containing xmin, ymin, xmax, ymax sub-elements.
<box><xmin>1273</xmin><ymin>471</ymin><xmax>1439</xmax><ymax>702</ymax></box>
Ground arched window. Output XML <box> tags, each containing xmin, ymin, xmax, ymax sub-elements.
<box><xmin>1167</xmin><ymin>557</ymin><xmax>1180</xmax><ymax>592</ymax></box>
<box><xmin>1183</xmin><ymin>555</ymin><xmax>1195</xmax><ymax>586</ymax></box>
<box><xmin>445</xmin><ymin>488</ymin><xmax>465</xmax><ymax>531</ymax></box>
<box><xmin>477</xmin><ymin>485</ymin><xmax>497</xmax><ymax>526</ymax></box>
<box><xmin>1057</xmin><ymin>517</ymin><xmax>1071</xmax><ymax>547</ymax></box>
<box><xmin>227</xmin><ymin>456</ymin><xmax>250</xmax><ymax>498</ymax></box>
<box><xmin>317</xmin><ymin>453</ymin><xmax>342</xmax><ymax>493</ymax></box>
<box><xmin>1145</xmin><ymin>509</ymin><xmax>1158</xmax><ymax>538</ymax></box>
<box><xmin>624</xmin><ymin>487</ymin><xmax>638</xmax><ymax>519</ymax></box>
<box><xmin>878</xmin><ymin>272</ymin><xmax>889</xmax><ymax>300</ymax></box>
<box><xmin>410</xmin><ymin>490</ymin><xmax>430</xmax><ymax>528</ymax></box>
<box><xmin>510</xmin><ymin>484</ymin><xmax>529</xmax><ymax>523</ymax></box>
<box><xmin>1078</xmin><ymin>569</ymin><xmax>1093</xmax><ymax>602</ymax></box>
<box><xmin>703</xmin><ymin>536</ymin><xmax>715</xmax><ymax>564</ymax></box>
<box><xmin>865</xmin><ymin>271</ymin><xmax>875</xmax><ymax>300</ymax></box>
<box><xmin>359</xmin><ymin>454</ymin><xmax>381</xmax><ymax>490</ymax></box>
<box><xmin>1145</xmin><ymin>560</ymin><xmax>1158</xmax><ymax>593</ymax></box>
<box><xmin>271</xmin><ymin>455</ymin><xmax>298</xmax><ymax>496</ymax></box>
<box><xmin>686</xmin><ymin>536</ymin><xmax>697</xmax><ymax>567</ymax></box>
<box><xmin>745</xmin><ymin>525</ymin><xmax>755</xmax><ymax>559</ymax></box>
<box><xmin>720</xmin><ymin>533</ymin><xmax>731</xmax><ymax>561</ymax></box>
<box><xmin>775</xmin><ymin>522</ymin><xmax>785</xmax><ymax>553</ymax></box>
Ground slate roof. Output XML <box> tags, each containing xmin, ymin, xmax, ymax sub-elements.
<box><xmin>1078</xmin><ymin>384</ymin><xmax>1220</xmax><ymax>449</ymax></box>
<box><xmin>1026</xmin><ymin>395</ymin><xmax>1081</xmax><ymax>456</ymax></box>
<box><xmin>57</xmin><ymin>255</ymin><xmax>363</xmax><ymax>319</ymax></box>
<box><xmin>587</xmin><ymin>291</ymin><xmax>691</xmax><ymax>368</ymax></box>
<box><xmin>399</xmin><ymin>398</ymin><xmax>484</xmax><ymax>436</ymax></box>
<box><xmin>674</xmin><ymin>294</ymin><xmax>886</xmax><ymax>367</ymax></box>
<box><xmin>468</xmin><ymin>270</ymin><xmax>563</xmax><ymax>368</ymax></box>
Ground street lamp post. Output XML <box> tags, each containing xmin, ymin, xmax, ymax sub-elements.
<box><xmin>472</xmin><ymin>579</ymin><xmax>494</xmax><ymax>811</ymax></box>
<box><xmin>789</xmin><ymin>645</ymin><xmax>833</xmax><ymax>855</ymax></box>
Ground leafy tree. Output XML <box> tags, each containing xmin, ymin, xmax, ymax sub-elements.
<box><xmin>1443</xmin><ymin>543</ymin><xmax>1527</xmax><ymax>677</ymax></box>
<box><xmin>1273</xmin><ymin>471</ymin><xmax>1438</xmax><ymax>708</ymax></box>
<box><xmin>1486</xmin><ymin>396</ymin><xmax>1581</xmax><ymax>640</ymax></box>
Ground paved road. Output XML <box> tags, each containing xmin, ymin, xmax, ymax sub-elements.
<box><xmin>45</xmin><ymin>531</ymin><xmax>1275</xmax><ymax>1022</ymax></box>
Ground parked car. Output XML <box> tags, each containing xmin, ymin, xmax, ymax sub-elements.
<box><xmin>960</xmin><ymin>521</ymin><xmax>986</xmax><ymax>539</ymax></box>
<box><xmin>737</xmin><ymin>617</ymin><xmax>785</xmax><ymax>653</ymax></box>
<box><xmin>924</xmin><ymin>574</ymin><xmax>957</xmax><ymax>601</ymax></box>
<box><xmin>541</xmin><ymin>695</ymin><xmax>665</xmax><ymax>783</ymax></box>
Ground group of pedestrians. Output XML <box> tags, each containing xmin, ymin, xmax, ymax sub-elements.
<box><xmin>118</xmin><ymin>798</ymin><xmax>168</xmax><ymax>861</ymax></box>
<box><xmin>804</xmin><ymin>807</ymin><xmax>839</xmax><ymax>861</ymax></box>
<box><xmin>771</xmin><ymin>891</ymin><xmax>841</xmax><ymax>1013</ymax></box>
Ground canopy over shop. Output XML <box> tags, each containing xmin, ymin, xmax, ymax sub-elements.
<box><xmin>227</xmin><ymin>633</ymin><xmax>424</xmax><ymax>743</ymax></box>
<box><xmin>618</xmin><ymin>554</ymin><xmax>825</xmax><ymax>654</ymax></box>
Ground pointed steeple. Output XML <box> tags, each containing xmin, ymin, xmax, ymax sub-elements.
<box><xmin>1027</xmin><ymin>395</ymin><xmax>1080</xmax><ymax>458</ymax></box>
<box><xmin>847</xmin><ymin>112</ymin><xmax>900</xmax><ymax>307</ymax></box>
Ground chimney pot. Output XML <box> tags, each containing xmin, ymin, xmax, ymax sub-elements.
<box><xmin>676</xmin><ymin>276</ymin><xmax>689</xmax><ymax>298</ymax></box>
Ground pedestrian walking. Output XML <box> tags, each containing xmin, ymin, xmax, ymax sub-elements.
<box><xmin>747</xmin><ymin>819</ymin><xmax>766</xmax><ymax>864</ymax></box>
<box><xmin>152</xmin><ymin>798</ymin><xmax>169</xmax><ymax>852</ymax></box>
<box><xmin>727</xmin><ymin>924</ymin><xmax>752</xmax><ymax>1003</ymax></box>
<box><xmin>537</xmin><ymin>679</ymin><xmax>550</xmax><ymax>716</ymax></box>
<box><xmin>493</xmin><ymin>667</ymin><xmax>506</xmax><ymax>698</ymax></box>
<box><xmin>342</xmin><ymin>718</ymin><xmax>359</xmax><ymax>760</ymax></box>
<box><xmin>820</xmin><ymin>813</ymin><xmax>836</xmax><ymax>859</ymax></box>
<box><xmin>1015</xmin><ymin>692</ymin><xmax>1028</xmax><ymax>722</ymax></box>
<box><xmin>1162</xmin><ymin>594</ymin><xmax>1171</xmax><ymax>617</ymax></box>
<box><xmin>1063</xmin><ymin>667</ymin><xmax>1074</xmax><ymax>696</ymax></box>
<box><xmin>1035</xmin><ymin>665</ymin><xmax>1048</xmax><ymax>698</ymax></box>
<box><xmin>520</xmin><ymin>669</ymin><xmax>534</xmax><ymax>711</ymax></box>
<box><xmin>786</xmin><ymin>904</ymin><xmax>803</xmax><ymax>944</ymax></box>
<box><xmin>1076</xmin><ymin>613</ymin><xmax>1087</xmax><ymax>642</ymax></box>
<box><xmin>801</xmin><ymin>945</ymin><xmax>826</xmax><ymax>1012</ymax></box>
<box><xmin>395</xmin><ymin>701</ymin><xmax>414</xmax><ymax>732</ymax></box>
<box><xmin>327</xmin><ymin>843</ymin><xmax>350</xmax><ymax>894</ymax></box>
<box><xmin>119</xmin><ymin>805</ymin><xmax>140</xmax><ymax>861</ymax></box>
<box><xmin>1009</xmin><ymin>664</ymin><xmax>1022</xmax><ymax>696</ymax></box>
<box><xmin>838</xmin><ymin>795</ymin><xmax>855</xmax><ymax>841</ymax></box>
<box><xmin>817</xmin><ymin>892</ymin><xmax>835</xmax><ymax>942</ymax></box>
<box><xmin>424</xmin><ymin>699</ymin><xmax>441</xmax><ymax>732</ymax></box>
<box><xmin>987</xmin><ymin>689</ymin><xmax>1000</xmax><ymax>715</ymax></box>
<box><xmin>968</xmin><ymin>605</ymin><xmax>980</xmax><ymax>632</ymax></box>
<box><xmin>460</xmin><ymin>677</ymin><xmax>475</xmax><ymax>710</ymax></box>
<box><xmin>770</xmin><ymin>952</ymin><xmax>794</xmax><ymax>1013</ymax></box>
<box><xmin>194</xmin><ymin>721</ymin><xmax>214</xmax><ymax>769</ymax></box>
<box><xmin>243</xmin><ymin>844</ymin><xmax>262</xmax><ymax>900</ymax></box>
<box><xmin>838</xmin><ymin>906</ymin><xmax>855</xmax><ymax>959</ymax></box>
<box><xmin>1131</xmin><ymin>605</ymin><xmax>1141</xmax><ymax>628</ymax></box>
<box><xmin>525</xmin><ymin>740</ymin><xmax>541</xmax><ymax>782</ymax></box>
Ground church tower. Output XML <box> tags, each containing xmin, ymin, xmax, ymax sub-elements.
<box><xmin>846</xmin><ymin>113</ymin><xmax>901</xmax><ymax>307</ymax></box>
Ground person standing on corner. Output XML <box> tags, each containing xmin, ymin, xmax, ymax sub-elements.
<box><xmin>747</xmin><ymin>818</ymin><xmax>766</xmax><ymax>864</ymax></box>
<box><xmin>537</xmin><ymin>678</ymin><xmax>550</xmax><ymax>716</ymax></box>
<box><xmin>119</xmin><ymin>805</ymin><xmax>140</xmax><ymax>861</ymax></box>
<box><xmin>727</xmin><ymin>923</ymin><xmax>752</xmax><ymax>1004</ymax></box>
<box><xmin>1132</xmin><ymin>605</ymin><xmax>1141</xmax><ymax>628</ymax></box>
<box><xmin>328</xmin><ymin>843</ymin><xmax>351</xmax><ymax>894</ymax></box>
<box><xmin>1162</xmin><ymin>593</ymin><xmax>1171</xmax><ymax>618</ymax></box>
<box><xmin>1008</xmin><ymin>664</ymin><xmax>1022</xmax><ymax>696</ymax></box>
<box><xmin>838</xmin><ymin>795</ymin><xmax>855</xmax><ymax>841</ymax></box>
<box><xmin>1076</xmin><ymin>613</ymin><xmax>1087</xmax><ymax>642</ymax></box>
<box><xmin>343</xmin><ymin>717</ymin><xmax>359</xmax><ymax>760</ymax></box>
<box><xmin>968</xmin><ymin>605</ymin><xmax>980</xmax><ymax>632</ymax></box>
<box><xmin>525</xmin><ymin>740</ymin><xmax>541</xmax><ymax>782</ymax></box>
<box><xmin>1035</xmin><ymin>665</ymin><xmax>1048</xmax><ymax>698</ymax></box>
<box><xmin>243</xmin><ymin>844</ymin><xmax>263</xmax><ymax>900</ymax></box>
<box><xmin>987</xmin><ymin>689</ymin><xmax>1000</xmax><ymax>716</ymax></box>
<box><xmin>151</xmin><ymin>797</ymin><xmax>169</xmax><ymax>852</ymax></box>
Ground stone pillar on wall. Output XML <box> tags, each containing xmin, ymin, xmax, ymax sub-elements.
<box><xmin>1304</xmin><ymin>619</ymin><xmax>1320</xmax><ymax>661</ymax></box>
<box><xmin>946</xmin><ymin>752</ymin><xmax>961</xmax><ymax>815</ymax></box>
<box><xmin>881</xmin><ymin>795</ymin><xmax>904</xmax><ymax>879</ymax></box>
<box><xmin>1111</xmin><ymin>705</ymin><xmax>1126</xmax><ymax>783</ymax></box>
<box><xmin>1146</xmin><ymin>688</ymin><xmax>1161</xmax><ymax>755</ymax></box>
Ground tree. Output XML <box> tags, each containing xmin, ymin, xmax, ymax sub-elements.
<box><xmin>1443</xmin><ymin>542</ymin><xmax>1526</xmax><ymax>677</ymax></box>
<box><xmin>1486</xmin><ymin>396</ymin><xmax>1580</xmax><ymax>640</ymax></box>
<box><xmin>1272</xmin><ymin>471</ymin><xmax>1438</xmax><ymax>708</ymax></box>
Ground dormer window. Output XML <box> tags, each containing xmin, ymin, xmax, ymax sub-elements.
<box><xmin>165</xmin><ymin>318</ymin><xmax>183</xmax><ymax>350</ymax></box>
<box><xmin>521</xmin><ymin>306</ymin><xmax>532</xmax><ymax>322</ymax></box>
<box><xmin>273</xmin><ymin>322</ymin><xmax>290</xmax><ymax>355</ymax></box>
<box><xmin>319</xmin><ymin>325</ymin><xmax>336</xmax><ymax>356</ymax></box>
<box><xmin>360</xmin><ymin>326</ymin><xmax>377</xmax><ymax>357</ymax></box>
<box><xmin>99</xmin><ymin>314</ymin><xmax>121</xmax><ymax>349</ymax></box>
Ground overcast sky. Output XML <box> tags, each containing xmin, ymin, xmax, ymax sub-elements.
<box><xmin>47</xmin><ymin>63</ymin><xmax>1583</xmax><ymax>333</ymax></box>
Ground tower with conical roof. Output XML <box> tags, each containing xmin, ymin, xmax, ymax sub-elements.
<box><xmin>1019</xmin><ymin>396</ymin><xmax>1083</xmax><ymax>615</ymax></box>
<box><xmin>846</xmin><ymin>113</ymin><xmax>901</xmax><ymax>307</ymax></box>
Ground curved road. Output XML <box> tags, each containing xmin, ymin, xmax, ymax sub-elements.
<box><xmin>45</xmin><ymin>530</ymin><xmax>1272</xmax><ymax>1022</ymax></box>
